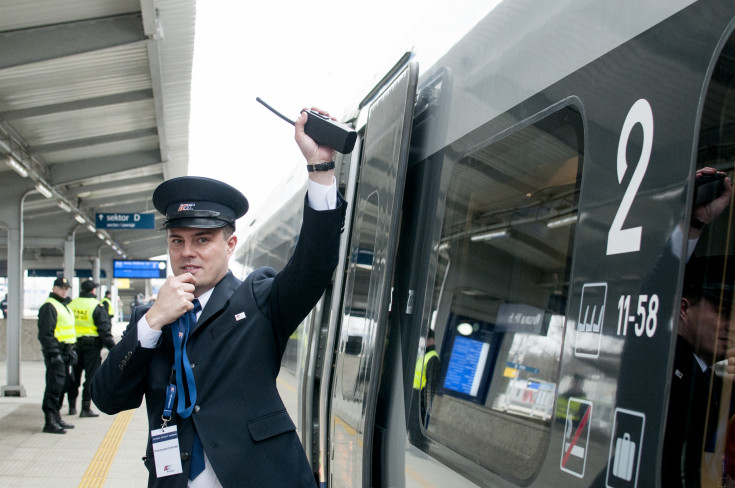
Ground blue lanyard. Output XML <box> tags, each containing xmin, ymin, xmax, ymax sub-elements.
<box><xmin>170</xmin><ymin>309</ymin><xmax>198</xmax><ymax>419</ymax></box>
<box><xmin>161</xmin><ymin>375</ymin><xmax>176</xmax><ymax>428</ymax></box>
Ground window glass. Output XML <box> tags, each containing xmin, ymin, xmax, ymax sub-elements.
<box><xmin>418</xmin><ymin>105</ymin><xmax>584</xmax><ymax>482</ymax></box>
<box><xmin>341</xmin><ymin>190</ymin><xmax>380</xmax><ymax>399</ymax></box>
<box><xmin>662</xmin><ymin>31</ymin><xmax>735</xmax><ymax>487</ymax></box>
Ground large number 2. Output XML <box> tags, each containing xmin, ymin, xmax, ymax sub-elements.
<box><xmin>606</xmin><ymin>99</ymin><xmax>654</xmax><ymax>255</ymax></box>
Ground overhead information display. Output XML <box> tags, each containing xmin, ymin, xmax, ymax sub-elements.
<box><xmin>113</xmin><ymin>260</ymin><xmax>167</xmax><ymax>279</ymax></box>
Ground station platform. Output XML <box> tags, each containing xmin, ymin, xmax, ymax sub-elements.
<box><xmin>0</xmin><ymin>360</ymin><xmax>150</xmax><ymax>487</ymax></box>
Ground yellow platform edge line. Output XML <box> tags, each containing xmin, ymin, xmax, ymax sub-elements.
<box><xmin>78</xmin><ymin>409</ymin><xmax>135</xmax><ymax>488</ymax></box>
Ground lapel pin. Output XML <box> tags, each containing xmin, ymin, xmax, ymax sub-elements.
<box><xmin>235</xmin><ymin>312</ymin><xmax>246</xmax><ymax>321</ymax></box>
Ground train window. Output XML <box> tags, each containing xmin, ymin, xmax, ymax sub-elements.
<box><xmin>662</xmin><ymin>30</ymin><xmax>735</xmax><ymax>487</ymax></box>
<box><xmin>415</xmin><ymin>105</ymin><xmax>583</xmax><ymax>483</ymax></box>
<box><xmin>341</xmin><ymin>190</ymin><xmax>380</xmax><ymax>399</ymax></box>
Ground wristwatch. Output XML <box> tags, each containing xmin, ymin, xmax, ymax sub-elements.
<box><xmin>690</xmin><ymin>217</ymin><xmax>708</xmax><ymax>230</ymax></box>
<box><xmin>307</xmin><ymin>161</ymin><xmax>335</xmax><ymax>172</ymax></box>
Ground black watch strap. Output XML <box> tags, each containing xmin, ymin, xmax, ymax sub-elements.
<box><xmin>307</xmin><ymin>161</ymin><xmax>335</xmax><ymax>172</ymax></box>
<box><xmin>690</xmin><ymin>217</ymin><xmax>708</xmax><ymax>230</ymax></box>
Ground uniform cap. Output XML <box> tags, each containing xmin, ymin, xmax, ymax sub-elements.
<box><xmin>53</xmin><ymin>277</ymin><xmax>71</xmax><ymax>288</ymax></box>
<box><xmin>81</xmin><ymin>280</ymin><xmax>99</xmax><ymax>293</ymax></box>
<box><xmin>152</xmin><ymin>176</ymin><xmax>248</xmax><ymax>230</ymax></box>
<box><xmin>684</xmin><ymin>255</ymin><xmax>735</xmax><ymax>303</ymax></box>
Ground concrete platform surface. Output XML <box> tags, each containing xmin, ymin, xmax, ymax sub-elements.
<box><xmin>0</xmin><ymin>360</ymin><xmax>150</xmax><ymax>487</ymax></box>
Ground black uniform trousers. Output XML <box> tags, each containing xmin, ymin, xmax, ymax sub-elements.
<box><xmin>42</xmin><ymin>345</ymin><xmax>73</xmax><ymax>413</ymax></box>
<box><xmin>69</xmin><ymin>336</ymin><xmax>102</xmax><ymax>403</ymax></box>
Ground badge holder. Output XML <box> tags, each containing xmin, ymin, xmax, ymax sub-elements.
<box><xmin>151</xmin><ymin>374</ymin><xmax>182</xmax><ymax>477</ymax></box>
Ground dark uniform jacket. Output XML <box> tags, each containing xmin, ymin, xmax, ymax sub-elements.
<box><xmin>91</xmin><ymin>195</ymin><xmax>346</xmax><ymax>487</ymax></box>
<box><xmin>662</xmin><ymin>335</ymin><xmax>722</xmax><ymax>488</ymax></box>
<box><xmin>37</xmin><ymin>292</ymin><xmax>72</xmax><ymax>359</ymax></box>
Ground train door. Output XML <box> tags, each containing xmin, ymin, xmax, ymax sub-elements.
<box><xmin>327</xmin><ymin>61</ymin><xmax>418</xmax><ymax>488</ymax></box>
<box><xmin>400</xmin><ymin>99</ymin><xmax>587</xmax><ymax>488</ymax></box>
<box><xmin>660</xmin><ymin>24</ymin><xmax>735</xmax><ymax>488</ymax></box>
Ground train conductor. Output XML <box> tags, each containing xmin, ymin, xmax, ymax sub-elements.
<box><xmin>91</xmin><ymin>108</ymin><xmax>347</xmax><ymax>487</ymax></box>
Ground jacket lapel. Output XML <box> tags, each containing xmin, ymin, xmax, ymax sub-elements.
<box><xmin>190</xmin><ymin>271</ymin><xmax>241</xmax><ymax>335</ymax></box>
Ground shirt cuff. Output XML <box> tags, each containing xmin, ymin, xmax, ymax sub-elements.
<box><xmin>307</xmin><ymin>176</ymin><xmax>337</xmax><ymax>211</ymax></box>
<box><xmin>136</xmin><ymin>315</ymin><xmax>162</xmax><ymax>349</ymax></box>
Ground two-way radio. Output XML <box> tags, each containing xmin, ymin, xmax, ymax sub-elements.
<box><xmin>256</xmin><ymin>97</ymin><xmax>357</xmax><ymax>154</ymax></box>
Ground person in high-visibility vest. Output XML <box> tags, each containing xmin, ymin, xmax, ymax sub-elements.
<box><xmin>413</xmin><ymin>329</ymin><xmax>441</xmax><ymax>425</ymax></box>
<box><xmin>100</xmin><ymin>290</ymin><xmax>114</xmax><ymax>320</ymax></box>
<box><xmin>68</xmin><ymin>280</ymin><xmax>115</xmax><ymax>417</ymax></box>
<box><xmin>37</xmin><ymin>276</ymin><xmax>77</xmax><ymax>434</ymax></box>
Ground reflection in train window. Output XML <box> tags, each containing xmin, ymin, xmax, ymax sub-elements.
<box><xmin>341</xmin><ymin>190</ymin><xmax>380</xmax><ymax>400</ymax></box>
<box><xmin>419</xmin><ymin>105</ymin><xmax>584</xmax><ymax>483</ymax></box>
<box><xmin>662</xmin><ymin>31</ymin><xmax>735</xmax><ymax>488</ymax></box>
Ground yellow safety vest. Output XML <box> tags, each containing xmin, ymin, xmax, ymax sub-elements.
<box><xmin>69</xmin><ymin>296</ymin><xmax>100</xmax><ymax>337</ymax></box>
<box><xmin>101</xmin><ymin>296</ymin><xmax>114</xmax><ymax>318</ymax></box>
<box><xmin>43</xmin><ymin>297</ymin><xmax>76</xmax><ymax>344</ymax></box>
<box><xmin>413</xmin><ymin>350</ymin><xmax>440</xmax><ymax>390</ymax></box>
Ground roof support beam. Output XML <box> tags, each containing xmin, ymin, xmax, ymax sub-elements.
<box><xmin>31</xmin><ymin>128</ymin><xmax>158</xmax><ymax>154</ymax></box>
<box><xmin>0</xmin><ymin>89</ymin><xmax>154</xmax><ymax>121</ymax></box>
<box><xmin>141</xmin><ymin>0</ymin><xmax>170</xmax><ymax>168</ymax></box>
<box><xmin>0</xmin><ymin>14</ymin><xmax>147</xmax><ymax>70</ymax></box>
<box><xmin>51</xmin><ymin>150</ymin><xmax>161</xmax><ymax>184</ymax></box>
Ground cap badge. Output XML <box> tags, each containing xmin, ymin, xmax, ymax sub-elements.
<box><xmin>178</xmin><ymin>203</ymin><xmax>195</xmax><ymax>212</ymax></box>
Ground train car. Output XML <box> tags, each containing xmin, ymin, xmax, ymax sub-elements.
<box><xmin>235</xmin><ymin>1</ymin><xmax>735</xmax><ymax>486</ymax></box>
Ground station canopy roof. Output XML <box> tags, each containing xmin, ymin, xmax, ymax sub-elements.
<box><xmin>0</xmin><ymin>0</ymin><xmax>196</xmax><ymax>275</ymax></box>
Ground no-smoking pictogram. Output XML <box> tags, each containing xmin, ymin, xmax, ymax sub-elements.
<box><xmin>560</xmin><ymin>397</ymin><xmax>593</xmax><ymax>478</ymax></box>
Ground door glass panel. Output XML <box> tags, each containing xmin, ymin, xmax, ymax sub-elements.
<box><xmin>341</xmin><ymin>190</ymin><xmax>379</xmax><ymax>399</ymax></box>
<box><xmin>417</xmin><ymin>105</ymin><xmax>584</xmax><ymax>482</ymax></box>
<box><xmin>662</xmin><ymin>30</ymin><xmax>735</xmax><ymax>488</ymax></box>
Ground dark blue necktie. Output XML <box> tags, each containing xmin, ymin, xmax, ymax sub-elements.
<box><xmin>171</xmin><ymin>299</ymin><xmax>205</xmax><ymax>480</ymax></box>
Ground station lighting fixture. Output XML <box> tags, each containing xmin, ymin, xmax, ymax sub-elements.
<box><xmin>546</xmin><ymin>214</ymin><xmax>578</xmax><ymax>228</ymax></box>
<box><xmin>74</xmin><ymin>213</ymin><xmax>86</xmax><ymax>224</ymax></box>
<box><xmin>57</xmin><ymin>201</ymin><xmax>72</xmax><ymax>213</ymax></box>
<box><xmin>97</xmin><ymin>232</ymin><xmax>105</xmax><ymax>240</ymax></box>
<box><xmin>470</xmin><ymin>229</ymin><xmax>509</xmax><ymax>242</ymax></box>
<box><xmin>34</xmin><ymin>182</ymin><xmax>53</xmax><ymax>199</ymax></box>
<box><xmin>6</xmin><ymin>155</ymin><xmax>28</xmax><ymax>177</ymax></box>
<box><xmin>105</xmin><ymin>239</ymin><xmax>112</xmax><ymax>246</ymax></box>
<box><xmin>86</xmin><ymin>224</ymin><xmax>96</xmax><ymax>233</ymax></box>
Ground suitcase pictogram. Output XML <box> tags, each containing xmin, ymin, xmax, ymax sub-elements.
<box><xmin>612</xmin><ymin>433</ymin><xmax>636</xmax><ymax>481</ymax></box>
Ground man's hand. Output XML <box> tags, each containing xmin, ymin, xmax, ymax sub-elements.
<box><xmin>295</xmin><ymin>107</ymin><xmax>336</xmax><ymax>185</ymax></box>
<box><xmin>66</xmin><ymin>348</ymin><xmax>78</xmax><ymax>366</ymax></box>
<box><xmin>144</xmin><ymin>273</ymin><xmax>197</xmax><ymax>330</ymax></box>
<box><xmin>691</xmin><ymin>167</ymin><xmax>732</xmax><ymax>238</ymax></box>
<box><xmin>726</xmin><ymin>347</ymin><xmax>735</xmax><ymax>382</ymax></box>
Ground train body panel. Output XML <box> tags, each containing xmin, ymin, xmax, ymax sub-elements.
<box><xmin>237</xmin><ymin>1</ymin><xmax>735</xmax><ymax>486</ymax></box>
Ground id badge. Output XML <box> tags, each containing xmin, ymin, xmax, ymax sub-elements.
<box><xmin>151</xmin><ymin>425</ymin><xmax>183</xmax><ymax>477</ymax></box>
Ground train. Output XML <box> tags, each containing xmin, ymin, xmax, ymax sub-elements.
<box><xmin>235</xmin><ymin>1</ymin><xmax>735</xmax><ymax>486</ymax></box>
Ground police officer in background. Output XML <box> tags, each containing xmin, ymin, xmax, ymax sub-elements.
<box><xmin>37</xmin><ymin>276</ymin><xmax>77</xmax><ymax>434</ymax></box>
<box><xmin>101</xmin><ymin>290</ymin><xmax>115</xmax><ymax>321</ymax></box>
<box><xmin>68</xmin><ymin>279</ymin><xmax>115</xmax><ymax>417</ymax></box>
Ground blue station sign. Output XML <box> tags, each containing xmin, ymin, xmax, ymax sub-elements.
<box><xmin>96</xmin><ymin>213</ymin><xmax>155</xmax><ymax>229</ymax></box>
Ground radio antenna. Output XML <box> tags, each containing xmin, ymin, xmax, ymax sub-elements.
<box><xmin>255</xmin><ymin>97</ymin><xmax>295</xmax><ymax>126</ymax></box>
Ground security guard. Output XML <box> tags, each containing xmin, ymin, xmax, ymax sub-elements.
<box><xmin>101</xmin><ymin>290</ymin><xmax>115</xmax><ymax>320</ymax></box>
<box><xmin>37</xmin><ymin>276</ymin><xmax>77</xmax><ymax>434</ymax></box>
<box><xmin>91</xmin><ymin>108</ymin><xmax>346</xmax><ymax>487</ymax></box>
<box><xmin>413</xmin><ymin>329</ymin><xmax>440</xmax><ymax>424</ymax></box>
<box><xmin>68</xmin><ymin>279</ymin><xmax>115</xmax><ymax>417</ymax></box>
